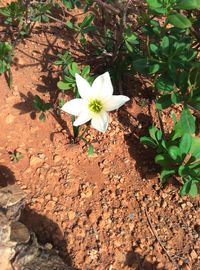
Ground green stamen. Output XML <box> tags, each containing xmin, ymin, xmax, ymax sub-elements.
<box><xmin>88</xmin><ymin>99</ymin><xmax>103</xmax><ymax>113</ymax></box>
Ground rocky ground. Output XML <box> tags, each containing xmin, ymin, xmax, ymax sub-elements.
<box><xmin>0</xmin><ymin>8</ymin><xmax>200</xmax><ymax>270</ymax></box>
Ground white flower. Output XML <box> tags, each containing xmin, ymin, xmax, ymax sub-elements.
<box><xmin>61</xmin><ymin>72</ymin><xmax>130</xmax><ymax>132</ymax></box>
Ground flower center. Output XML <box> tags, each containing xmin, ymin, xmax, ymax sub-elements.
<box><xmin>88</xmin><ymin>99</ymin><xmax>103</xmax><ymax>113</ymax></box>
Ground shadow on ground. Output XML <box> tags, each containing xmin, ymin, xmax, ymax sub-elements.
<box><xmin>20</xmin><ymin>207</ymin><xmax>77</xmax><ymax>268</ymax></box>
<box><xmin>125</xmin><ymin>250</ymin><xmax>157</xmax><ymax>270</ymax></box>
<box><xmin>0</xmin><ymin>165</ymin><xmax>16</xmax><ymax>187</ymax></box>
<box><xmin>0</xmin><ymin>165</ymin><xmax>78</xmax><ymax>269</ymax></box>
<box><xmin>118</xmin><ymin>97</ymin><xmax>159</xmax><ymax>180</ymax></box>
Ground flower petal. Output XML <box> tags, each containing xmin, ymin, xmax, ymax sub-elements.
<box><xmin>73</xmin><ymin>110</ymin><xmax>92</xmax><ymax>126</ymax></box>
<box><xmin>75</xmin><ymin>73</ymin><xmax>92</xmax><ymax>99</ymax></box>
<box><xmin>61</xmin><ymin>99</ymin><xmax>85</xmax><ymax>116</ymax></box>
<box><xmin>92</xmin><ymin>72</ymin><xmax>113</xmax><ymax>98</ymax></box>
<box><xmin>91</xmin><ymin>111</ymin><xmax>109</xmax><ymax>132</ymax></box>
<box><xmin>104</xmin><ymin>95</ymin><xmax>130</xmax><ymax>111</ymax></box>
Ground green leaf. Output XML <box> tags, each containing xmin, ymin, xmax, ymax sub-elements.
<box><xmin>155</xmin><ymin>154</ymin><xmax>170</xmax><ymax>166</ymax></box>
<box><xmin>180</xmin><ymin>180</ymin><xmax>198</xmax><ymax>197</ymax></box>
<box><xmin>88</xmin><ymin>144</ymin><xmax>94</xmax><ymax>156</ymax></box>
<box><xmin>39</xmin><ymin>112</ymin><xmax>46</xmax><ymax>122</ymax></box>
<box><xmin>81</xmin><ymin>65</ymin><xmax>90</xmax><ymax>77</ymax></box>
<box><xmin>66</xmin><ymin>21</ymin><xmax>74</xmax><ymax>29</ymax></box>
<box><xmin>150</xmin><ymin>43</ymin><xmax>158</xmax><ymax>54</ymax></box>
<box><xmin>161</xmin><ymin>36</ymin><xmax>169</xmax><ymax>52</ymax></box>
<box><xmin>155</xmin><ymin>76</ymin><xmax>174</xmax><ymax>92</ymax></box>
<box><xmin>160</xmin><ymin>168</ymin><xmax>176</xmax><ymax>182</ymax></box>
<box><xmin>190</xmin><ymin>137</ymin><xmax>200</xmax><ymax>159</ymax></box>
<box><xmin>57</xmin><ymin>81</ymin><xmax>73</xmax><ymax>91</ymax></box>
<box><xmin>149</xmin><ymin>63</ymin><xmax>160</xmax><ymax>74</ymax></box>
<box><xmin>180</xmin><ymin>108</ymin><xmax>196</xmax><ymax>134</ymax></box>
<box><xmin>140</xmin><ymin>136</ymin><xmax>157</xmax><ymax>148</ymax></box>
<box><xmin>189</xmin><ymin>182</ymin><xmax>198</xmax><ymax>197</ymax></box>
<box><xmin>179</xmin><ymin>133</ymin><xmax>192</xmax><ymax>157</ymax></box>
<box><xmin>156</xmin><ymin>94</ymin><xmax>172</xmax><ymax>109</ymax></box>
<box><xmin>80</xmin><ymin>13</ymin><xmax>94</xmax><ymax>28</ymax></box>
<box><xmin>176</xmin><ymin>0</ymin><xmax>200</xmax><ymax>10</ymax></box>
<box><xmin>180</xmin><ymin>180</ymin><xmax>191</xmax><ymax>196</ymax></box>
<box><xmin>146</xmin><ymin>0</ymin><xmax>162</xmax><ymax>8</ymax></box>
<box><xmin>168</xmin><ymin>145</ymin><xmax>180</xmax><ymax>160</ymax></box>
<box><xmin>133</xmin><ymin>58</ymin><xmax>149</xmax><ymax>73</ymax></box>
<box><xmin>69</xmin><ymin>62</ymin><xmax>79</xmax><ymax>76</ymax></box>
<box><xmin>0</xmin><ymin>60</ymin><xmax>6</xmax><ymax>73</ymax></box>
<box><xmin>149</xmin><ymin>126</ymin><xmax>159</xmax><ymax>142</ymax></box>
<box><xmin>167</xmin><ymin>13</ymin><xmax>192</xmax><ymax>29</ymax></box>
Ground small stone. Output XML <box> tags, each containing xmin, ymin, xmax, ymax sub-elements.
<box><xmin>81</xmin><ymin>190</ymin><xmax>93</xmax><ymax>198</ymax></box>
<box><xmin>68</xmin><ymin>211</ymin><xmax>75</xmax><ymax>220</ymax></box>
<box><xmin>102</xmin><ymin>168</ymin><xmax>110</xmax><ymax>175</ymax></box>
<box><xmin>89</xmin><ymin>212</ymin><xmax>97</xmax><ymax>223</ymax></box>
<box><xmin>30</xmin><ymin>156</ymin><xmax>44</xmax><ymax>167</ymax></box>
<box><xmin>178</xmin><ymin>259</ymin><xmax>184</xmax><ymax>266</ymax></box>
<box><xmin>45</xmin><ymin>194</ymin><xmax>51</xmax><ymax>200</ymax></box>
<box><xmin>181</xmin><ymin>203</ymin><xmax>186</xmax><ymax>209</ymax></box>
<box><xmin>6</xmin><ymin>114</ymin><xmax>15</xmax><ymax>124</ymax></box>
<box><xmin>45</xmin><ymin>201</ymin><xmax>56</xmax><ymax>211</ymax></box>
<box><xmin>156</xmin><ymin>262</ymin><xmax>164</xmax><ymax>269</ymax></box>
<box><xmin>190</xmin><ymin>250</ymin><xmax>198</xmax><ymax>260</ymax></box>
<box><xmin>53</xmin><ymin>155</ymin><xmax>62</xmax><ymax>163</ymax></box>
<box><xmin>44</xmin><ymin>243</ymin><xmax>53</xmax><ymax>250</ymax></box>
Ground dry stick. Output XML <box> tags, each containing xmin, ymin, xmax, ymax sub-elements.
<box><xmin>95</xmin><ymin>0</ymin><xmax>121</xmax><ymax>15</ymax></box>
<box><xmin>157</xmin><ymin>109</ymin><xmax>165</xmax><ymax>139</ymax></box>
<box><xmin>144</xmin><ymin>208</ymin><xmax>181</xmax><ymax>270</ymax></box>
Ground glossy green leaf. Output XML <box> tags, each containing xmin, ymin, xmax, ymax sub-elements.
<box><xmin>179</xmin><ymin>133</ymin><xmax>192</xmax><ymax>157</ymax></box>
<box><xmin>155</xmin><ymin>76</ymin><xmax>174</xmax><ymax>92</ymax></box>
<box><xmin>88</xmin><ymin>144</ymin><xmax>94</xmax><ymax>156</ymax></box>
<box><xmin>39</xmin><ymin>112</ymin><xmax>46</xmax><ymax>122</ymax></box>
<box><xmin>140</xmin><ymin>136</ymin><xmax>157</xmax><ymax>148</ymax></box>
<box><xmin>168</xmin><ymin>145</ymin><xmax>180</xmax><ymax>160</ymax></box>
<box><xmin>80</xmin><ymin>13</ymin><xmax>94</xmax><ymax>28</ymax></box>
<box><xmin>146</xmin><ymin>0</ymin><xmax>162</xmax><ymax>8</ymax></box>
<box><xmin>176</xmin><ymin>0</ymin><xmax>200</xmax><ymax>10</ymax></box>
<box><xmin>156</xmin><ymin>95</ymin><xmax>172</xmax><ymax>109</ymax></box>
<box><xmin>167</xmin><ymin>13</ymin><xmax>192</xmax><ymax>29</ymax></box>
<box><xmin>57</xmin><ymin>81</ymin><xmax>73</xmax><ymax>91</ymax></box>
<box><xmin>190</xmin><ymin>137</ymin><xmax>200</xmax><ymax>159</ymax></box>
<box><xmin>180</xmin><ymin>108</ymin><xmax>196</xmax><ymax>134</ymax></box>
<box><xmin>155</xmin><ymin>154</ymin><xmax>170</xmax><ymax>166</ymax></box>
<box><xmin>160</xmin><ymin>168</ymin><xmax>176</xmax><ymax>182</ymax></box>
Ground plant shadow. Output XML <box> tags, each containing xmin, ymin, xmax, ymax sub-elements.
<box><xmin>0</xmin><ymin>164</ymin><xmax>16</xmax><ymax>187</ymax></box>
<box><xmin>0</xmin><ymin>165</ymin><xmax>78</xmax><ymax>269</ymax></box>
<box><xmin>20</xmin><ymin>207</ymin><xmax>78</xmax><ymax>268</ymax></box>
<box><xmin>118</xmin><ymin>97</ymin><xmax>159</xmax><ymax>180</ymax></box>
<box><xmin>125</xmin><ymin>250</ymin><xmax>157</xmax><ymax>270</ymax></box>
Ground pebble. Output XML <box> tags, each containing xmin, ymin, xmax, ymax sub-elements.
<box><xmin>190</xmin><ymin>250</ymin><xmax>198</xmax><ymax>260</ymax></box>
<box><xmin>89</xmin><ymin>212</ymin><xmax>97</xmax><ymax>223</ymax></box>
<box><xmin>68</xmin><ymin>211</ymin><xmax>76</xmax><ymax>220</ymax></box>
<box><xmin>53</xmin><ymin>155</ymin><xmax>62</xmax><ymax>163</ymax></box>
<box><xmin>29</xmin><ymin>155</ymin><xmax>44</xmax><ymax>167</ymax></box>
<box><xmin>5</xmin><ymin>114</ymin><xmax>15</xmax><ymax>124</ymax></box>
<box><xmin>45</xmin><ymin>201</ymin><xmax>56</xmax><ymax>211</ymax></box>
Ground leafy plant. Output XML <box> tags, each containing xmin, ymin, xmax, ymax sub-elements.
<box><xmin>0</xmin><ymin>1</ymin><xmax>25</xmax><ymax>25</ymax></box>
<box><xmin>9</xmin><ymin>150</ymin><xmax>24</xmax><ymax>163</ymax></box>
<box><xmin>29</xmin><ymin>2</ymin><xmax>52</xmax><ymax>23</ymax></box>
<box><xmin>0</xmin><ymin>42</ymin><xmax>13</xmax><ymax>87</ymax></box>
<box><xmin>33</xmin><ymin>95</ymin><xmax>52</xmax><ymax>122</ymax></box>
<box><xmin>141</xmin><ymin>108</ymin><xmax>200</xmax><ymax>196</ymax></box>
<box><xmin>57</xmin><ymin>62</ymin><xmax>92</xmax><ymax>93</ymax></box>
<box><xmin>66</xmin><ymin>13</ymin><xmax>96</xmax><ymax>44</ymax></box>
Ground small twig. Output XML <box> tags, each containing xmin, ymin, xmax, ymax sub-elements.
<box><xmin>156</xmin><ymin>109</ymin><xmax>165</xmax><ymax>139</ymax></box>
<box><xmin>94</xmin><ymin>0</ymin><xmax>121</xmax><ymax>15</ymax></box>
<box><xmin>46</xmin><ymin>14</ymin><xmax>65</xmax><ymax>24</ymax></box>
<box><xmin>144</xmin><ymin>208</ymin><xmax>180</xmax><ymax>270</ymax></box>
